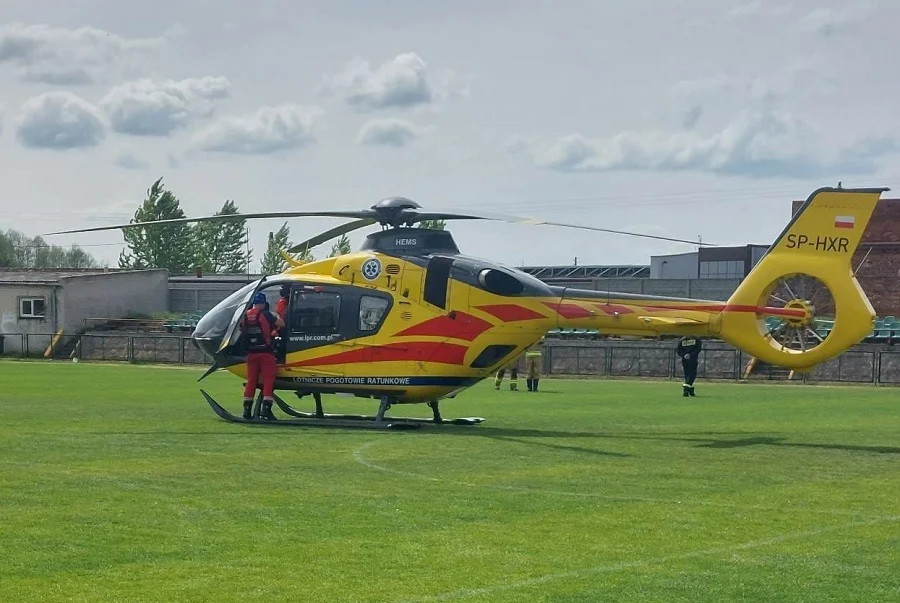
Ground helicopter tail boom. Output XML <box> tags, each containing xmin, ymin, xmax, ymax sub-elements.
<box><xmin>540</xmin><ymin>186</ymin><xmax>887</xmax><ymax>369</ymax></box>
<box><xmin>716</xmin><ymin>186</ymin><xmax>885</xmax><ymax>369</ymax></box>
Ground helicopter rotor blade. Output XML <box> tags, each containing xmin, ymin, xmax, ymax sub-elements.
<box><xmin>409</xmin><ymin>209</ymin><xmax>715</xmax><ymax>247</ymax></box>
<box><xmin>42</xmin><ymin>199</ymin><xmax>714</xmax><ymax>248</ymax></box>
<box><xmin>286</xmin><ymin>218</ymin><xmax>377</xmax><ymax>253</ymax></box>
<box><xmin>42</xmin><ymin>210</ymin><xmax>374</xmax><ymax>236</ymax></box>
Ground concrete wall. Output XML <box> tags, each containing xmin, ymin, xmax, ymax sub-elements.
<box><xmin>525</xmin><ymin>338</ymin><xmax>900</xmax><ymax>384</ymax></box>
<box><xmin>59</xmin><ymin>270</ymin><xmax>169</xmax><ymax>332</ymax></box>
<box><xmin>0</xmin><ymin>284</ymin><xmax>59</xmax><ymax>355</ymax></box>
<box><xmin>650</xmin><ymin>252</ymin><xmax>698</xmax><ymax>279</ymax></box>
<box><xmin>78</xmin><ymin>333</ymin><xmax>206</xmax><ymax>364</ymax></box>
<box><xmin>169</xmin><ymin>280</ymin><xmax>252</xmax><ymax>313</ymax></box>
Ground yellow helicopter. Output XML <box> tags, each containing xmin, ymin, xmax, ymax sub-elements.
<box><xmin>47</xmin><ymin>185</ymin><xmax>887</xmax><ymax>429</ymax></box>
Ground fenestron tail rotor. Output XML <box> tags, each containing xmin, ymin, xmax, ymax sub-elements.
<box><xmin>43</xmin><ymin>195</ymin><xmax>715</xmax><ymax>249</ymax></box>
<box><xmin>761</xmin><ymin>273</ymin><xmax>834</xmax><ymax>354</ymax></box>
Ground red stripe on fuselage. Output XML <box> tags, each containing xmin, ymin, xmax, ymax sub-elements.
<box><xmin>542</xmin><ymin>301</ymin><xmax>593</xmax><ymax>319</ymax></box>
<box><xmin>475</xmin><ymin>304</ymin><xmax>547</xmax><ymax>322</ymax></box>
<box><xmin>638</xmin><ymin>303</ymin><xmax>807</xmax><ymax>318</ymax></box>
<box><xmin>287</xmin><ymin>342</ymin><xmax>468</xmax><ymax>367</ymax></box>
<box><xmin>394</xmin><ymin>311</ymin><xmax>493</xmax><ymax>340</ymax></box>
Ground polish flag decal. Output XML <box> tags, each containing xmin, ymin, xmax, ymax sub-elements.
<box><xmin>835</xmin><ymin>215</ymin><xmax>855</xmax><ymax>229</ymax></box>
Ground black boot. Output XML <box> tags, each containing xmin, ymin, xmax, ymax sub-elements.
<box><xmin>526</xmin><ymin>379</ymin><xmax>533</xmax><ymax>391</ymax></box>
<box><xmin>533</xmin><ymin>379</ymin><xmax>539</xmax><ymax>392</ymax></box>
<box><xmin>682</xmin><ymin>384</ymin><xmax>690</xmax><ymax>397</ymax></box>
<box><xmin>688</xmin><ymin>386</ymin><xmax>695</xmax><ymax>396</ymax></box>
<box><xmin>242</xmin><ymin>399</ymin><xmax>253</xmax><ymax>419</ymax></box>
<box><xmin>261</xmin><ymin>399</ymin><xmax>276</xmax><ymax>420</ymax></box>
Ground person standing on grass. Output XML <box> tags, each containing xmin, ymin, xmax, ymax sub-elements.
<box><xmin>676</xmin><ymin>335</ymin><xmax>702</xmax><ymax>397</ymax></box>
<box><xmin>239</xmin><ymin>292</ymin><xmax>284</xmax><ymax>419</ymax></box>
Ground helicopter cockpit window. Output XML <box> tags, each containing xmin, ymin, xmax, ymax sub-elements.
<box><xmin>290</xmin><ymin>290</ymin><xmax>341</xmax><ymax>334</ymax></box>
<box><xmin>359</xmin><ymin>295</ymin><xmax>389</xmax><ymax>331</ymax></box>
<box><xmin>193</xmin><ymin>280</ymin><xmax>260</xmax><ymax>341</ymax></box>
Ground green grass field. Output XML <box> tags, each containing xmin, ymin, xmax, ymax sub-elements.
<box><xmin>1</xmin><ymin>360</ymin><xmax>898</xmax><ymax>602</ymax></box>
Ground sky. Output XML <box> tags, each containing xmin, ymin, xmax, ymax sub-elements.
<box><xmin>1</xmin><ymin>0</ymin><xmax>899</xmax><ymax>271</ymax></box>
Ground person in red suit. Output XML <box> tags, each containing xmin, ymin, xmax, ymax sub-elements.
<box><xmin>239</xmin><ymin>292</ymin><xmax>284</xmax><ymax>419</ymax></box>
<box><xmin>275</xmin><ymin>284</ymin><xmax>289</xmax><ymax>321</ymax></box>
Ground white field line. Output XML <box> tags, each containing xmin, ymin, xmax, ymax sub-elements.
<box><xmin>351</xmin><ymin>439</ymin><xmax>878</xmax><ymax>517</ymax></box>
<box><xmin>395</xmin><ymin>514</ymin><xmax>900</xmax><ymax>602</ymax></box>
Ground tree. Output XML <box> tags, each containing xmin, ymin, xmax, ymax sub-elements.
<box><xmin>0</xmin><ymin>231</ymin><xmax>16</xmax><ymax>267</ymax></box>
<box><xmin>195</xmin><ymin>200</ymin><xmax>250</xmax><ymax>274</ymax></box>
<box><xmin>419</xmin><ymin>219</ymin><xmax>446</xmax><ymax>230</ymax></box>
<box><xmin>33</xmin><ymin>241</ymin><xmax>67</xmax><ymax>268</ymax></box>
<box><xmin>5</xmin><ymin>230</ymin><xmax>35</xmax><ymax>267</ymax></box>
<box><xmin>118</xmin><ymin>177</ymin><xmax>197</xmax><ymax>273</ymax></box>
<box><xmin>66</xmin><ymin>245</ymin><xmax>98</xmax><ymax>268</ymax></box>
<box><xmin>260</xmin><ymin>222</ymin><xmax>293</xmax><ymax>274</ymax></box>
<box><xmin>0</xmin><ymin>229</ymin><xmax>100</xmax><ymax>268</ymax></box>
<box><xmin>327</xmin><ymin>234</ymin><xmax>352</xmax><ymax>257</ymax></box>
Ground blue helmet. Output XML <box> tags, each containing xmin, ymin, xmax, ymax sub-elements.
<box><xmin>252</xmin><ymin>292</ymin><xmax>267</xmax><ymax>305</ymax></box>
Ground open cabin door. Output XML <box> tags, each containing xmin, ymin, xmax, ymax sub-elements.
<box><xmin>217</xmin><ymin>277</ymin><xmax>268</xmax><ymax>354</ymax></box>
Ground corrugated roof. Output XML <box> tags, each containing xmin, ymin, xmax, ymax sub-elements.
<box><xmin>0</xmin><ymin>268</ymin><xmax>164</xmax><ymax>285</ymax></box>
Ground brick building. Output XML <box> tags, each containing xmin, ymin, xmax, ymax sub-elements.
<box><xmin>791</xmin><ymin>196</ymin><xmax>900</xmax><ymax>317</ymax></box>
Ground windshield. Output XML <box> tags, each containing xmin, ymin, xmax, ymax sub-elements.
<box><xmin>193</xmin><ymin>280</ymin><xmax>260</xmax><ymax>341</ymax></box>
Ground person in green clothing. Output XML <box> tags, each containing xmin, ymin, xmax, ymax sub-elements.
<box><xmin>524</xmin><ymin>337</ymin><xmax>545</xmax><ymax>392</ymax></box>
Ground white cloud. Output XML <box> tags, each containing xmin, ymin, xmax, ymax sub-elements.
<box><xmin>564</xmin><ymin>61</ymin><xmax>867</xmax><ymax>179</ymax></box>
<box><xmin>357</xmin><ymin>118</ymin><xmax>432</xmax><ymax>147</ymax></box>
<box><xmin>99</xmin><ymin>76</ymin><xmax>231</xmax><ymax>136</ymax></box>
<box><xmin>15</xmin><ymin>91</ymin><xmax>106</xmax><ymax>150</ymax></box>
<box><xmin>668</xmin><ymin>60</ymin><xmax>830</xmax><ymax>126</ymax></box>
<box><xmin>532</xmin><ymin>108</ymin><xmax>898</xmax><ymax>179</ymax></box>
<box><xmin>320</xmin><ymin>52</ymin><xmax>433</xmax><ymax>110</ymax></box>
<box><xmin>505</xmin><ymin>136</ymin><xmax>530</xmax><ymax>154</ymax></box>
<box><xmin>799</xmin><ymin>3</ymin><xmax>875</xmax><ymax>36</ymax></box>
<box><xmin>190</xmin><ymin>104</ymin><xmax>322</xmax><ymax>154</ymax></box>
<box><xmin>113</xmin><ymin>150</ymin><xmax>149</xmax><ymax>170</ymax></box>
<box><xmin>726</xmin><ymin>1</ymin><xmax>792</xmax><ymax>19</ymax></box>
<box><xmin>0</xmin><ymin>22</ymin><xmax>165</xmax><ymax>85</ymax></box>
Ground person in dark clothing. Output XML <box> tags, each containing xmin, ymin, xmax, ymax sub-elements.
<box><xmin>239</xmin><ymin>292</ymin><xmax>285</xmax><ymax>419</ymax></box>
<box><xmin>676</xmin><ymin>335</ymin><xmax>702</xmax><ymax>397</ymax></box>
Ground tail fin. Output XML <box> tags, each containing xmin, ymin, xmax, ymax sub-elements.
<box><xmin>719</xmin><ymin>186</ymin><xmax>888</xmax><ymax>369</ymax></box>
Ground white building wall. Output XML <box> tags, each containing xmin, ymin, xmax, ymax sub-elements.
<box><xmin>650</xmin><ymin>252</ymin><xmax>698</xmax><ymax>279</ymax></box>
<box><xmin>0</xmin><ymin>284</ymin><xmax>59</xmax><ymax>355</ymax></box>
<box><xmin>59</xmin><ymin>270</ymin><xmax>169</xmax><ymax>332</ymax></box>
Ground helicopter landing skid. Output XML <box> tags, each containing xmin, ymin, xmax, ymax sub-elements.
<box><xmin>200</xmin><ymin>389</ymin><xmax>420</xmax><ymax>430</ymax></box>
<box><xmin>275</xmin><ymin>393</ymin><xmax>485</xmax><ymax>427</ymax></box>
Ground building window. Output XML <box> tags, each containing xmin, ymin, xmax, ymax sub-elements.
<box><xmin>699</xmin><ymin>260</ymin><xmax>745</xmax><ymax>279</ymax></box>
<box><xmin>290</xmin><ymin>290</ymin><xmax>341</xmax><ymax>333</ymax></box>
<box><xmin>359</xmin><ymin>295</ymin><xmax>389</xmax><ymax>331</ymax></box>
<box><xmin>19</xmin><ymin>297</ymin><xmax>46</xmax><ymax>318</ymax></box>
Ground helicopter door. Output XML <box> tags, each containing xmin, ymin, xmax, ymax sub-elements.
<box><xmin>217</xmin><ymin>277</ymin><xmax>268</xmax><ymax>354</ymax></box>
<box><xmin>286</xmin><ymin>286</ymin><xmax>346</xmax><ymax>377</ymax></box>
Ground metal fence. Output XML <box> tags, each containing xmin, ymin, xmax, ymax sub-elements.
<box><xmin>0</xmin><ymin>332</ymin><xmax>205</xmax><ymax>365</ymax></box>
<box><xmin>3</xmin><ymin>332</ymin><xmax>900</xmax><ymax>385</ymax></box>
<box><xmin>541</xmin><ymin>344</ymin><xmax>898</xmax><ymax>385</ymax></box>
